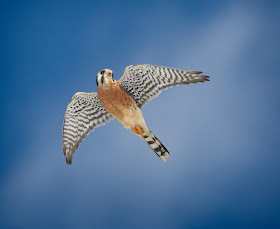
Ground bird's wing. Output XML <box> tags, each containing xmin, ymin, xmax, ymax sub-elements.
<box><xmin>118</xmin><ymin>65</ymin><xmax>210</xmax><ymax>108</ymax></box>
<box><xmin>62</xmin><ymin>92</ymin><xmax>113</xmax><ymax>164</ymax></box>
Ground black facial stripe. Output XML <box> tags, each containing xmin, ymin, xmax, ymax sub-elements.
<box><xmin>96</xmin><ymin>77</ymin><xmax>99</xmax><ymax>86</ymax></box>
<box><xmin>101</xmin><ymin>75</ymin><xmax>104</xmax><ymax>84</ymax></box>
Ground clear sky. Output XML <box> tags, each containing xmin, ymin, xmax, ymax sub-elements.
<box><xmin>1</xmin><ymin>1</ymin><xmax>279</xmax><ymax>228</ymax></box>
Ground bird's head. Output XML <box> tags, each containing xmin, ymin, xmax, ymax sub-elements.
<box><xmin>96</xmin><ymin>69</ymin><xmax>115</xmax><ymax>87</ymax></box>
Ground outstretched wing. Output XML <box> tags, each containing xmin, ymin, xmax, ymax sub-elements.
<box><xmin>62</xmin><ymin>92</ymin><xmax>113</xmax><ymax>165</ymax></box>
<box><xmin>118</xmin><ymin>65</ymin><xmax>210</xmax><ymax>108</ymax></box>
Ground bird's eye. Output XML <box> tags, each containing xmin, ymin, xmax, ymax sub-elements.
<box><xmin>100</xmin><ymin>70</ymin><xmax>105</xmax><ymax>74</ymax></box>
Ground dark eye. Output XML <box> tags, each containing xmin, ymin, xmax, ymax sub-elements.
<box><xmin>100</xmin><ymin>70</ymin><xmax>105</xmax><ymax>74</ymax></box>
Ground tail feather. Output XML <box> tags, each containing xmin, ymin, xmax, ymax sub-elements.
<box><xmin>141</xmin><ymin>130</ymin><xmax>170</xmax><ymax>161</ymax></box>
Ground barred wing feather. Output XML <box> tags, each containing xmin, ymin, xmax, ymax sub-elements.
<box><xmin>119</xmin><ymin>65</ymin><xmax>210</xmax><ymax>108</ymax></box>
<box><xmin>62</xmin><ymin>92</ymin><xmax>113</xmax><ymax>164</ymax></box>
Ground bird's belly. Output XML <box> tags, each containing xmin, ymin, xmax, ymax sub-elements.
<box><xmin>98</xmin><ymin>84</ymin><xmax>145</xmax><ymax>129</ymax></box>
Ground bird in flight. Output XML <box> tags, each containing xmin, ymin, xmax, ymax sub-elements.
<box><xmin>62</xmin><ymin>65</ymin><xmax>210</xmax><ymax>164</ymax></box>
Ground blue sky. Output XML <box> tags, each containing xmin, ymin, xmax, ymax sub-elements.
<box><xmin>1</xmin><ymin>1</ymin><xmax>279</xmax><ymax>228</ymax></box>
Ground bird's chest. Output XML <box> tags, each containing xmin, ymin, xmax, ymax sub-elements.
<box><xmin>97</xmin><ymin>83</ymin><xmax>139</xmax><ymax>121</ymax></box>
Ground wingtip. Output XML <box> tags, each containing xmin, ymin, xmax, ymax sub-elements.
<box><xmin>63</xmin><ymin>146</ymin><xmax>73</xmax><ymax>165</ymax></box>
<box><xmin>201</xmin><ymin>75</ymin><xmax>210</xmax><ymax>82</ymax></box>
<box><xmin>204</xmin><ymin>76</ymin><xmax>210</xmax><ymax>81</ymax></box>
<box><xmin>66</xmin><ymin>157</ymin><xmax>72</xmax><ymax>165</ymax></box>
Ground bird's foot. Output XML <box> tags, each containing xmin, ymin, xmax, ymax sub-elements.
<box><xmin>132</xmin><ymin>125</ymin><xmax>144</xmax><ymax>135</ymax></box>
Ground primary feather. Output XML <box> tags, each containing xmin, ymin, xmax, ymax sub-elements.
<box><xmin>119</xmin><ymin>65</ymin><xmax>209</xmax><ymax>108</ymax></box>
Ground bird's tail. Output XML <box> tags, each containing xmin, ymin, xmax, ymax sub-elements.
<box><xmin>141</xmin><ymin>129</ymin><xmax>170</xmax><ymax>161</ymax></box>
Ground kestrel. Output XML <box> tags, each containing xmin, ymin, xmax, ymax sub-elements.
<box><xmin>62</xmin><ymin>65</ymin><xmax>209</xmax><ymax>164</ymax></box>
